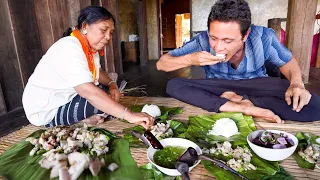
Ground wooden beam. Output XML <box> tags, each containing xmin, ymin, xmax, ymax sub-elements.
<box><xmin>138</xmin><ymin>0</ymin><xmax>149</xmax><ymax>66</ymax></box>
<box><xmin>100</xmin><ymin>0</ymin><xmax>123</xmax><ymax>74</ymax></box>
<box><xmin>285</xmin><ymin>0</ymin><xmax>317</xmax><ymax>83</ymax></box>
<box><xmin>268</xmin><ymin>18</ymin><xmax>286</xmax><ymax>40</ymax></box>
<box><xmin>105</xmin><ymin>39</ymin><xmax>115</xmax><ymax>72</ymax></box>
<box><xmin>0</xmin><ymin>107</ymin><xmax>29</xmax><ymax>137</ymax></box>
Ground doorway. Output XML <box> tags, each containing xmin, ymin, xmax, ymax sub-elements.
<box><xmin>175</xmin><ymin>13</ymin><xmax>190</xmax><ymax>48</ymax></box>
<box><xmin>158</xmin><ymin>0</ymin><xmax>191</xmax><ymax>55</ymax></box>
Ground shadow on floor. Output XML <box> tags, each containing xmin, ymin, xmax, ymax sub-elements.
<box><xmin>120</xmin><ymin>61</ymin><xmax>205</xmax><ymax>97</ymax></box>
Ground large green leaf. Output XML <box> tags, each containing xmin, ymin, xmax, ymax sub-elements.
<box><xmin>186</xmin><ymin>112</ymin><xmax>255</xmax><ymax>147</ymax></box>
<box><xmin>260</xmin><ymin>167</ymin><xmax>294</xmax><ymax>180</ymax></box>
<box><xmin>202</xmin><ymin>150</ymin><xmax>279</xmax><ymax>180</ymax></box>
<box><xmin>0</xmin><ymin>129</ymin><xmax>142</xmax><ymax>180</ymax></box>
<box><xmin>123</xmin><ymin>125</ymin><xmax>148</xmax><ymax>148</ymax></box>
<box><xmin>130</xmin><ymin>105</ymin><xmax>183</xmax><ymax>121</ymax></box>
<box><xmin>139</xmin><ymin>163</ymin><xmax>181</xmax><ymax>180</ymax></box>
<box><xmin>186</xmin><ymin>113</ymin><xmax>279</xmax><ymax>180</ymax></box>
<box><xmin>293</xmin><ymin>132</ymin><xmax>320</xmax><ymax>169</ymax></box>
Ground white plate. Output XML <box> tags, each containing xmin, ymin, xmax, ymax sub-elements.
<box><xmin>147</xmin><ymin>138</ymin><xmax>202</xmax><ymax>176</ymax></box>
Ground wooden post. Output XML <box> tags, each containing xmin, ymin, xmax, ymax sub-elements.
<box><xmin>317</xmin><ymin>35</ymin><xmax>320</xmax><ymax>68</ymax></box>
<box><xmin>285</xmin><ymin>0</ymin><xmax>317</xmax><ymax>83</ymax></box>
<box><xmin>157</xmin><ymin>0</ymin><xmax>163</xmax><ymax>57</ymax></box>
<box><xmin>0</xmin><ymin>83</ymin><xmax>7</xmax><ymax>115</ymax></box>
<box><xmin>175</xmin><ymin>14</ymin><xmax>183</xmax><ymax>48</ymax></box>
<box><xmin>138</xmin><ymin>0</ymin><xmax>149</xmax><ymax>66</ymax></box>
<box><xmin>268</xmin><ymin>18</ymin><xmax>286</xmax><ymax>40</ymax></box>
<box><xmin>100</xmin><ymin>0</ymin><xmax>123</xmax><ymax>74</ymax></box>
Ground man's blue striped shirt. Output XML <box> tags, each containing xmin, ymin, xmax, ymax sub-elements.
<box><xmin>168</xmin><ymin>25</ymin><xmax>292</xmax><ymax>80</ymax></box>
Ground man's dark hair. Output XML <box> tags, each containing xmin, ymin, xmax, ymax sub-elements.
<box><xmin>207</xmin><ymin>0</ymin><xmax>251</xmax><ymax>37</ymax></box>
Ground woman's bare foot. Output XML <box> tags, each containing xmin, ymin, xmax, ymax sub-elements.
<box><xmin>220</xmin><ymin>91</ymin><xmax>243</xmax><ymax>102</ymax></box>
<box><xmin>82</xmin><ymin>115</ymin><xmax>105</xmax><ymax>125</ymax></box>
<box><xmin>220</xmin><ymin>99</ymin><xmax>284</xmax><ymax>124</ymax></box>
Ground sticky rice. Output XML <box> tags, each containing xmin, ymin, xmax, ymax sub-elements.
<box><xmin>208</xmin><ymin>118</ymin><xmax>239</xmax><ymax>138</ymax></box>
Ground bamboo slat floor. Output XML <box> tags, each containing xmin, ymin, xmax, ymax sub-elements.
<box><xmin>1</xmin><ymin>96</ymin><xmax>320</xmax><ymax>180</ymax></box>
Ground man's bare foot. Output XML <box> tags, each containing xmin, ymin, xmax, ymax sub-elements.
<box><xmin>220</xmin><ymin>99</ymin><xmax>284</xmax><ymax>124</ymax></box>
<box><xmin>220</xmin><ymin>91</ymin><xmax>243</xmax><ymax>102</ymax></box>
<box><xmin>82</xmin><ymin>115</ymin><xmax>105</xmax><ymax>125</ymax></box>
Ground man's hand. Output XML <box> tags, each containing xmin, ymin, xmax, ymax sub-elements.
<box><xmin>188</xmin><ymin>51</ymin><xmax>224</xmax><ymax>66</ymax></box>
<box><xmin>109</xmin><ymin>83</ymin><xmax>122</xmax><ymax>102</ymax></box>
<box><xmin>285</xmin><ymin>83</ymin><xmax>312</xmax><ymax>112</ymax></box>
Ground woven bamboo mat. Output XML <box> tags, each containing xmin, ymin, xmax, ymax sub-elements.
<box><xmin>1</xmin><ymin>96</ymin><xmax>320</xmax><ymax>180</ymax></box>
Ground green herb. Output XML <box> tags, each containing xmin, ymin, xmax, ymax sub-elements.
<box><xmin>153</xmin><ymin>146</ymin><xmax>186</xmax><ymax>169</ymax></box>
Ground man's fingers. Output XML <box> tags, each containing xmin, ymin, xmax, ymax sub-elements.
<box><xmin>274</xmin><ymin>115</ymin><xmax>283</xmax><ymax>124</ymax></box>
<box><xmin>296</xmin><ymin>94</ymin><xmax>306</xmax><ymax>112</ymax></box>
<box><xmin>199</xmin><ymin>51</ymin><xmax>223</xmax><ymax>61</ymax></box>
<box><xmin>199</xmin><ymin>61</ymin><xmax>220</xmax><ymax>66</ymax></box>
<box><xmin>292</xmin><ymin>93</ymin><xmax>299</xmax><ymax>110</ymax></box>
<box><xmin>285</xmin><ymin>91</ymin><xmax>292</xmax><ymax>105</ymax></box>
<box><xmin>305</xmin><ymin>93</ymin><xmax>312</xmax><ymax>105</ymax></box>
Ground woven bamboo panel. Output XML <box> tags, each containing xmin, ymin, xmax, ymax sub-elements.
<box><xmin>1</xmin><ymin>96</ymin><xmax>320</xmax><ymax>179</ymax></box>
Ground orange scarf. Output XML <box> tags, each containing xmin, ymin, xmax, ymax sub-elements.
<box><xmin>71</xmin><ymin>29</ymin><xmax>104</xmax><ymax>83</ymax></box>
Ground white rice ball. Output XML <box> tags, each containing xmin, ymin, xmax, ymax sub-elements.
<box><xmin>208</xmin><ymin>118</ymin><xmax>239</xmax><ymax>138</ymax></box>
<box><xmin>141</xmin><ymin>104</ymin><xmax>161</xmax><ymax>117</ymax></box>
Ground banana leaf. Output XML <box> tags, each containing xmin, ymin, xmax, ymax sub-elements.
<box><xmin>123</xmin><ymin>120</ymin><xmax>188</xmax><ymax>148</ymax></box>
<box><xmin>130</xmin><ymin>105</ymin><xmax>183</xmax><ymax>121</ymax></box>
<box><xmin>0</xmin><ymin>128</ymin><xmax>142</xmax><ymax>180</ymax></box>
<box><xmin>201</xmin><ymin>148</ymin><xmax>279</xmax><ymax>180</ymax></box>
<box><xmin>186</xmin><ymin>112</ymin><xmax>280</xmax><ymax>179</ymax></box>
<box><xmin>260</xmin><ymin>167</ymin><xmax>294</xmax><ymax>180</ymax></box>
<box><xmin>186</xmin><ymin>112</ymin><xmax>256</xmax><ymax>147</ymax></box>
<box><xmin>123</xmin><ymin>125</ymin><xmax>148</xmax><ymax>148</ymax></box>
<box><xmin>293</xmin><ymin>132</ymin><xmax>320</xmax><ymax>169</ymax></box>
<box><xmin>139</xmin><ymin>163</ymin><xmax>181</xmax><ymax>180</ymax></box>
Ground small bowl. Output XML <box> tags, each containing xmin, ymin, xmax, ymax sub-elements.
<box><xmin>247</xmin><ymin>130</ymin><xmax>298</xmax><ymax>161</ymax></box>
<box><xmin>147</xmin><ymin>138</ymin><xmax>201</xmax><ymax>176</ymax></box>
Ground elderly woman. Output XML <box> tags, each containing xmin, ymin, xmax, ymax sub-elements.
<box><xmin>23</xmin><ymin>6</ymin><xmax>154</xmax><ymax>128</ymax></box>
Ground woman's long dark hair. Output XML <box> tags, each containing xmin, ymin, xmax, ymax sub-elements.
<box><xmin>62</xmin><ymin>6</ymin><xmax>115</xmax><ymax>37</ymax></box>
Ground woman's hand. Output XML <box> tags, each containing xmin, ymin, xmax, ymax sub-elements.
<box><xmin>109</xmin><ymin>83</ymin><xmax>122</xmax><ymax>102</ymax></box>
<box><xmin>125</xmin><ymin>111</ymin><xmax>155</xmax><ymax>129</ymax></box>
